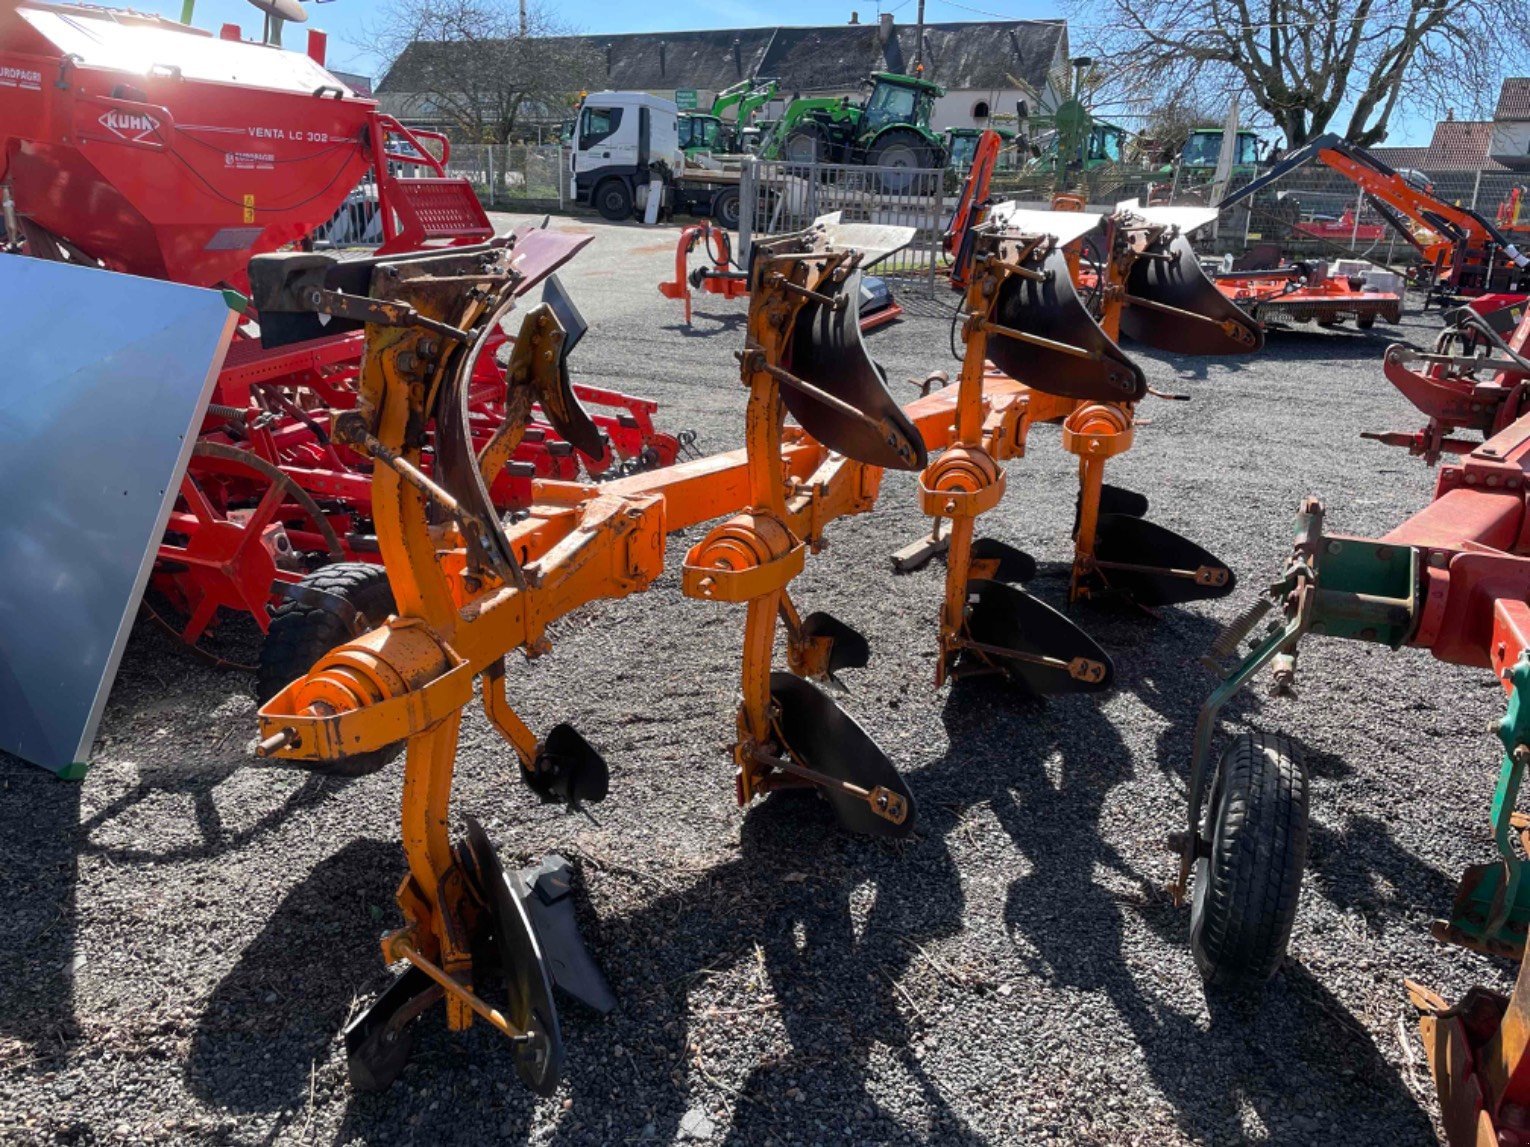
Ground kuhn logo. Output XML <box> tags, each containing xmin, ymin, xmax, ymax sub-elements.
<box><xmin>98</xmin><ymin>109</ymin><xmax>159</xmax><ymax>143</ymax></box>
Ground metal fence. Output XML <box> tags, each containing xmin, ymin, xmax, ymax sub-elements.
<box><xmin>443</xmin><ymin>143</ymin><xmax>568</xmax><ymax>208</ymax></box>
<box><xmin>738</xmin><ymin>159</ymin><xmax>948</xmax><ymax>297</ymax></box>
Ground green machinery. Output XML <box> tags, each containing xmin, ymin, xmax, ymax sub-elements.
<box><xmin>679</xmin><ymin>78</ymin><xmax>779</xmax><ymax>156</ymax></box>
<box><xmin>1171</xmin><ymin>126</ymin><xmax>1265</xmax><ymax>176</ymax></box>
<box><xmin>757</xmin><ymin>71</ymin><xmax>947</xmax><ymax>189</ymax></box>
<box><xmin>945</xmin><ymin>125</ymin><xmax>1016</xmax><ymax>172</ymax></box>
<box><xmin>1022</xmin><ymin>97</ymin><xmax>1128</xmax><ymax>173</ymax></box>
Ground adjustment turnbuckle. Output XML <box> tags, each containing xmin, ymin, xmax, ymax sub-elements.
<box><xmin>1092</xmin><ymin>557</ymin><xmax>1230</xmax><ymax>587</ymax></box>
<box><xmin>382</xmin><ymin>929</ymin><xmax>537</xmax><ymax>1046</ymax></box>
<box><xmin>953</xmin><ymin>635</ymin><xmax>1108</xmax><ymax>684</ymax></box>
<box><xmin>749</xmin><ymin>745</ymin><xmax>909</xmax><ymax>826</ymax></box>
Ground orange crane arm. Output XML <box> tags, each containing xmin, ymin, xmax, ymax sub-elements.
<box><xmin>1221</xmin><ymin>133</ymin><xmax>1530</xmax><ymax>277</ymax></box>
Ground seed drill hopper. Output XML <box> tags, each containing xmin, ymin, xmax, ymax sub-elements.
<box><xmin>0</xmin><ymin>1</ymin><xmax>689</xmax><ymax>710</ymax></box>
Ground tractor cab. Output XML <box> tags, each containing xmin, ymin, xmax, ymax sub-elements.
<box><xmin>861</xmin><ymin>72</ymin><xmax>941</xmax><ymax>136</ymax></box>
<box><xmin>946</xmin><ymin>126</ymin><xmax>1017</xmax><ymax>172</ymax></box>
<box><xmin>1086</xmin><ymin>122</ymin><xmax>1126</xmax><ymax>165</ymax></box>
<box><xmin>679</xmin><ymin>113</ymin><xmax>725</xmax><ymax>155</ymax></box>
<box><xmin>1177</xmin><ymin>128</ymin><xmax>1264</xmax><ymax>172</ymax></box>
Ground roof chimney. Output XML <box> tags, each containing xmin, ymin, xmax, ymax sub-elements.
<box><xmin>1446</xmin><ymin>107</ymin><xmax>1455</xmax><ymax>121</ymax></box>
<box><xmin>879</xmin><ymin>12</ymin><xmax>894</xmax><ymax>43</ymax></box>
<box><xmin>849</xmin><ymin>10</ymin><xmax>858</xmax><ymax>23</ymax></box>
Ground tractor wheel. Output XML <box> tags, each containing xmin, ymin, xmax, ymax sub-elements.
<box><xmin>594</xmin><ymin>179</ymin><xmax>633</xmax><ymax>222</ymax></box>
<box><xmin>1356</xmin><ymin>314</ymin><xmax>1376</xmax><ymax>330</ymax></box>
<box><xmin>783</xmin><ymin>126</ymin><xmax>828</xmax><ymax>164</ymax></box>
<box><xmin>868</xmin><ymin>130</ymin><xmax>936</xmax><ymax>194</ymax></box>
<box><xmin>711</xmin><ymin>186</ymin><xmax>741</xmax><ymax>230</ymax></box>
<box><xmin>257</xmin><ymin>562</ymin><xmax>403</xmax><ymax>777</ymax></box>
<box><xmin>1190</xmin><ymin>731</ymin><xmax>1308</xmax><ymax>991</ymax></box>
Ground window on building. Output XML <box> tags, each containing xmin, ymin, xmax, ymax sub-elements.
<box><xmin>578</xmin><ymin>106</ymin><xmax>622</xmax><ymax>149</ymax></box>
<box><xmin>972</xmin><ymin>99</ymin><xmax>990</xmax><ymax>120</ymax></box>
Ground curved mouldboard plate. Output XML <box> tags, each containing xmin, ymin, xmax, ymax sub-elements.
<box><xmin>962</xmin><ymin>578</ymin><xmax>1115</xmax><ymax>696</ymax></box>
<box><xmin>1091</xmin><ymin>513</ymin><xmax>1237</xmax><ymax>606</ymax></box>
<box><xmin>769</xmin><ymin>671</ymin><xmax>915</xmax><ymax>838</ymax></box>
<box><xmin>785</xmin><ymin>270</ymin><xmax>927</xmax><ymax>470</ymax></box>
<box><xmin>986</xmin><ymin>248</ymin><xmax>1147</xmax><ymax>403</ymax></box>
<box><xmin>463</xmin><ymin>817</ymin><xmax>565</xmax><ymax>1096</ymax></box>
<box><xmin>1121</xmin><ymin>234</ymin><xmax>1264</xmax><ymax>355</ymax></box>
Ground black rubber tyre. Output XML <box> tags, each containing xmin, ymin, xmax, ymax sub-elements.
<box><xmin>257</xmin><ymin>562</ymin><xmax>403</xmax><ymax>777</ymax></box>
<box><xmin>711</xmin><ymin>186</ymin><xmax>741</xmax><ymax>229</ymax></box>
<box><xmin>783</xmin><ymin>126</ymin><xmax>827</xmax><ymax>163</ymax></box>
<box><xmin>1356</xmin><ymin>315</ymin><xmax>1376</xmax><ymax>330</ymax></box>
<box><xmin>1190</xmin><ymin>731</ymin><xmax>1309</xmax><ymax>990</ymax></box>
<box><xmin>868</xmin><ymin>129</ymin><xmax>936</xmax><ymax>194</ymax></box>
<box><xmin>593</xmin><ymin>178</ymin><xmax>633</xmax><ymax>222</ymax></box>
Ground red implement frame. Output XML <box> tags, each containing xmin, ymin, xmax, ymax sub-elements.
<box><xmin>1</xmin><ymin>2</ymin><xmax>689</xmax><ymax>651</ymax></box>
<box><xmin>658</xmin><ymin>220</ymin><xmax>903</xmax><ymax>331</ymax></box>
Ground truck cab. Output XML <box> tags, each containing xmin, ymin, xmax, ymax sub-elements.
<box><xmin>570</xmin><ymin>91</ymin><xmax>682</xmax><ymax>219</ymax></box>
<box><xmin>570</xmin><ymin>91</ymin><xmax>742</xmax><ymax>226</ymax></box>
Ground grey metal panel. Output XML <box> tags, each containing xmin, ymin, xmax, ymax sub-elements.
<box><xmin>0</xmin><ymin>257</ymin><xmax>235</xmax><ymax>775</ymax></box>
<box><xmin>987</xmin><ymin>204</ymin><xmax>1103</xmax><ymax>246</ymax></box>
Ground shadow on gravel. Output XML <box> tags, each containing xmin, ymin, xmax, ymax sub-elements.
<box><xmin>76</xmin><ymin>759</ymin><xmax>343</xmax><ymax>866</ymax></box>
<box><xmin>541</xmin><ymin>798</ymin><xmax>981</xmax><ymax>1146</ymax></box>
<box><xmin>0</xmin><ymin>758</ymin><xmax>82</xmax><ymax>1059</ymax></box>
<box><xmin>1309</xmin><ymin>812</ymin><xmax>1456</xmax><ymax>934</ymax></box>
<box><xmin>661</xmin><ymin>312</ymin><xmax>748</xmax><ymax>339</ymax></box>
<box><xmin>925</xmin><ymin>638</ymin><xmax>1434</xmax><ymax>1144</ymax></box>
<box><xmin>182</xmin><ymin>838</ymin><xmax>541</xmax><ymax>1143</ymax></box>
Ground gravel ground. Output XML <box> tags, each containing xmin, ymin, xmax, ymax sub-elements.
<box><xmin>1</xmin><ymin>213</ymin><xmax>1509</xmax><ymax>1146</ymax></box>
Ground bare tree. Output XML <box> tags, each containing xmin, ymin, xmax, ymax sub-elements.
<box><xmin>366</xmin><ymin>0</ymin><xmax>600</xmax><ymax>143</ymax></box>
<box><xmin>1071</xmin><ymin>0</ymin><xmax>1530</xmax><ymax>146</ymax></box>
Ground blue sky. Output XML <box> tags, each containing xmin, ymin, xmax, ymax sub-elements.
<box><xmin>143</xmin><ymin>0</ymin><xmax>1437</xmax><ymax>143</ymax></box>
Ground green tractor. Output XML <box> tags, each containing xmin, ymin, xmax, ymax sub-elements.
<box><xmin>1169</xmin><ymin>126</ymin><xmax>1265</xmax><ymax>176</ymax></box>
<box><xmin>945</xmin><ymin>125</ymin><xmax>1016</xmax><ymax>173</ymax></box>
<box><xmin>680</xmin><ymin>79</ymin><xmax>781</xmax><ymax>157</ymax></box>
<box><xmin>759</xmin><ymin>72</ymin><xmax>947</xmax><ymax>191</ymax></box>
<box><xmin>678</xmin><ymin>112</ymin><xmax>726</xmax><ymax>156</ymax></box>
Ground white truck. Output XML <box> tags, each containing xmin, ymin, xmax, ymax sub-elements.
<box><xmin>569</xmin><ymin>91</ymin><xmax>743</xmax><ymax>228</ymax></box>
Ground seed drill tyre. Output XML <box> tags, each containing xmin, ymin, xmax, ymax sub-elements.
<box><xmin>257</xmin><ymin>563</ymin><xmax>404</xmax><ymax>777</ymax></box>
<box><xmin>1190</xmin><ymin>731</ymin><xmax>1308</xmax><ymax>990</ymax></box>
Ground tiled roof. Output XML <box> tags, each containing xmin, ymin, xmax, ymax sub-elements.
<box><xmin>1371</xmin><ymin>122</ymin><xmax>1505</xmax><ymax>171</ymax></box>
<box><xmin>1370</xmin><ymin>146</ymin><xmax>1434</xmax><ymax>169</ymax></box>
<box><xmin>378</xmin><ymin>20</ymin><xmax>1067</xmax><ymax>97</ymax></box>
<box><xmin>1496</xmin><ymin>78</ymin><xmax>1530</xmax><ymax>120</ymax></box>
<box><xmin>1429</xmin><ymin>120</ymin><xmax>1494</xmax><ymax>164</ymax></box>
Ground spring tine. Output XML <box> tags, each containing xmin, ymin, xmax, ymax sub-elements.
<box><xmin>1206</xmin><ymin>597</ymin><xmax>1275</xmax><ymax>663</ymax></box>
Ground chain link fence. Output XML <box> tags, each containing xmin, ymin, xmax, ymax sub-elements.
<box><xmin>739</xmin><ymin>159</ymin><xmax>947</xmax><ymax>298</ymax></box>
<box><xmin>443</xmin><ymin>144</ymin><xmax>569</xmax><ymax>208</ymax></box>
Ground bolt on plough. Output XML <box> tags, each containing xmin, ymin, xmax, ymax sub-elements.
<box><xmin>900</xmin><ymin>133</ymin><xmax>1263</xmax><ymax>693</ymax></box>
<box><xmin>1165</xmin><ymin>294</ymin><xmax>1530</xmax><ymax>1144</ymax></box>
<box><xmin>247</xmin><ymin>195</ymin><xmax>1265</xmax><ymax>1093</ymax></box>
<box><xmin>250</xmin><ymin>219</ymin><xmax>937</xmax><ymax>1088</ymax></box>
